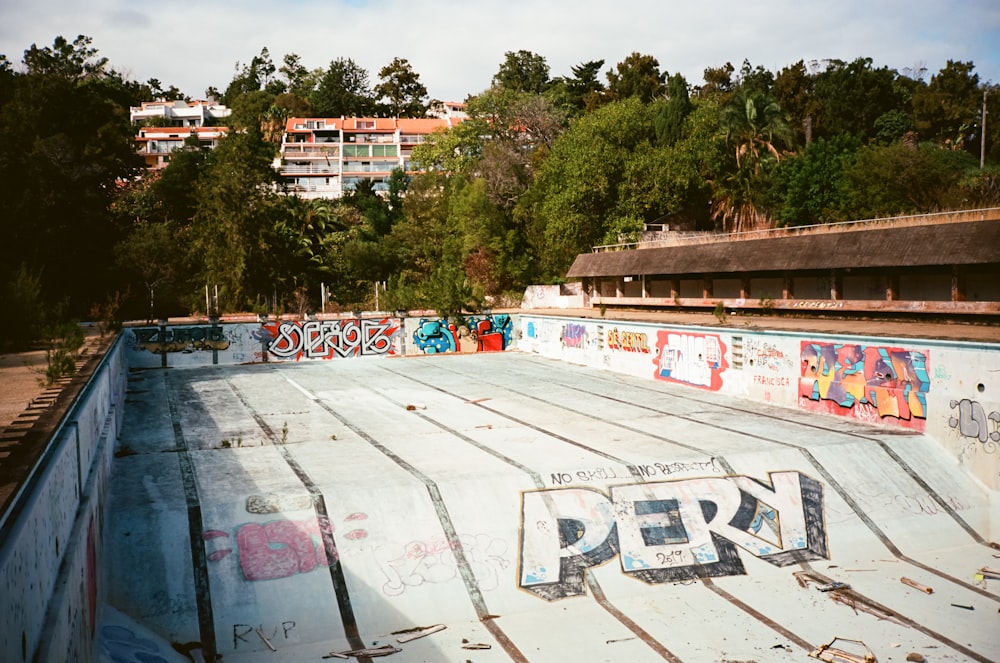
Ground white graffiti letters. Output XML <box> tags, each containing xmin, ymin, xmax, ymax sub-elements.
<box><xmin>519</xmin><ymin>471</ymin><xmax>826</xmax><ymax>600</ymax></box>
<box><xmin>265</xmin><ymin>319</ymin><xmax>399</xmax><ymax>360</ymax></box>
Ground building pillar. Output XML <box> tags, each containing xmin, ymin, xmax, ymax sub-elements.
<box><xmin>886</xmin><ymin>274</ymin><xmax>900</xmax><ymax>301</ymax></box>
<box><xmin>951</xmin><ymin>267</ymin><xmax>966</xmax><ymax>302</ymax></box>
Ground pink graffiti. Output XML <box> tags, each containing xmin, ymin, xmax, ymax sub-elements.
<box><xmin>206</xmin><ymin>514</ymin><xmax>370</xmax><ymax>581</ymax></box>
<box><xmin>237</xmin><ymin>520</ymin><xmax>326</xmax><ymax>580</ymax></box>
<box><xmin>652</xmin><ymin>331</ymin><xmax>728</xmax><ymax>390</ymax></box>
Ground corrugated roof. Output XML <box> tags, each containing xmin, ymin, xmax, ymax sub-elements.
<box><xmin>567</xmin><ymin>220</ymin><xmax>1000</xmax><ymax>278</ymax></box>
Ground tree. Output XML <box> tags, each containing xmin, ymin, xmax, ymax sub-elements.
<box><xmin>223</xmin><ymin>47</ymin><xmax>280</xmax><ymax>104</ymax></box>
<box><xmin>770</xmin><ymin>134</ymin><xmax>861</xmax><ymax>226</ymax></box>
<box><xmin>772</xmin><ymin>60</ymin><xmax>819</xmax><ymax>146</ymax></box>
<box><xmin>493</xmin><ymin>50</ymin><xmax>550</xmax><ymax>94</ymax></box>
<box><xmin>839</xmin><ymin>142</ymin><xmax>976</xmax><ymax>219</ymax></box>
<box><xmin>711</xmin><ymin>90</ymin><xmax>791</xmax><ymax>232</ymax></box>
<box><xmin>912</xmin><ymin>60</ymin><xmax>982</xmax><ymax>151</ymax></box>
<box><xmin>655</xmin><ymin>74</ymin><xmax>692</xmax><ymax>146</ymax></box>
<box><xmin>719</xmin><ymin>89</ymin><xmax>790</xmax><ymax>173</ymax></box>
<box><xmin>375</xmin><ymin>57</ymin><xmax>428</xmax><ymax>117</ymax></box>
<box><xmin>188</xmin><ymin>126</ymin><xmax>279</xmax><ymax>310</ymax></box>
<box><xmin>525</xmin><ymin>97</ymin><xmax>657</xmax><ymax>275</ymax></box>
<box><xmin>547</xmin><ymin>60</ymin><xmax>606</xmax><ymax>116</ymax></box>
<box><xmin>735</xmin><ymin>59</ymin><xmax>774</xmax><ymax>95</ymax></box>
<box><xmin>0</xmin><ymin>35</ymin><xmax>143</xmax><ymax>318</ymax></box>
<box><xmin>22</xmin><ymin>34</ymin><xmax>108</xmax><ymax>79</ymax></box>
<box><xmin>311</xmin><ymin>57</ymin><xmax>375</xmax><ymax>117</ymax></box>
<box><xmin>699</xmin><ymin>62</ymin><xmax>735</xmax><ymax>99</ymax></box>
<box><xmin>606</xmin><ymin>52</ymin><xmax>665</xmax><ymax>103</ymax></box>
<box><xmin>280</xmin><ymin>53</ymin><xmax>321</xmax><ymax>98</ymax></box>
<box><xmin>812</xmin><ymin>57</ymin><xmax>906</xmax><ymax>142</ymax></box>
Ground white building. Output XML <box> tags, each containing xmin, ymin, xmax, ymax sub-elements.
<box><xmin>277</xmin><ymin>116</ymin><xmax>464</xmax><ymax>199</ymax></box>
<box><xmin>134</xmin><ymin>126</ymin><xmax>228</xmax><ymax>170</ymax></box>
<box><xmin>130</xmin><ymin>99</ymin><xmax>231</xmax><ymax>127</ymax></box>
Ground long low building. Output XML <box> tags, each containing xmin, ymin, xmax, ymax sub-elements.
<box><xmin>567</xmin><ymin>209</ymin><xmax>1000</xmax><ymax>317</ymax></box>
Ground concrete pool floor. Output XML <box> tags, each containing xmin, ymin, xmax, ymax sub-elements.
<box><xmin>102</xmin><ymin>352</ymin><xmax>999</xmax><ymax>663</ymax></box>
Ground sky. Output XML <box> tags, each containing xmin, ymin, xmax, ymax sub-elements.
<box><xmin>1</xmin><ymin>0</ymin><xmax>999</xmax><ymax>104</ymax></box>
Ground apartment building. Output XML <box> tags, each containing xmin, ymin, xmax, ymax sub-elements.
<box><xmin>130</xmin><ymin>99</ymin><xmax>232</xmax><ymax>127</ymax></box>
<box><xmin>134</xmin><ymin>126</ymin><xmax>228</xmax><ymax>170</ymax></box>
<box><xmin>278</xmin><ymin>115</ymin><xmax>464</xmax><ymax>199</ymax></box>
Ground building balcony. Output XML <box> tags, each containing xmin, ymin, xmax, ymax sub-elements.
<box><xmin>281</xmin><ymin>145</ymin><xmax>341</xmax><ymax>158</ymax></box>
<box><xmin>281</xmin><ymin>163</ymin><xmax>340</xmax><ymax>175</ymax></box>
<box><xmin>342</xmin><ymin>162</ymin><xmax>398</xmax><ymax>174</ymax></box>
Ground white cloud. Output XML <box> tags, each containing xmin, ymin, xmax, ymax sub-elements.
<box><xmin>1</xmin><ymin>0</ymin><xmax>998</xmax><ymax>102</ymax></box>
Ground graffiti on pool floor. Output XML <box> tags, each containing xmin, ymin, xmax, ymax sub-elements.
<box><xmin>412</xmin><ymin>314</ymin><xmax>512</xmax><ymax>354</ymax></box>
<box><xmin>204</xmin><ymin>512</ymin><xmax>369</xmax><ymax>581</ymax></box>
<box><xmin>99</xmin><ymin>625</ymin><xmax>168</xmax><ymax>663</ymax></box>
<box><xmin>261</xmin><ymin>318</ymin><xmax>399</xmax><ymax>360</ymax></box>
<box><xmin>652</xmin><ymin>331</ymin><xmax>728</xmax><ymax>390</ymax></box>
<box><xmin>519</xmin><ymin>471</ymin><xmax>826</xmax><ymax>600</ymax></box>
<box><xmin>799</xmin><ymin>342</ymin><xmax>929</xmax><ymax>429</ymax></box>
<box><xmin>374</xmin><ymin>533</ymin><xmax>511</xmax><ymax>596</ymax></box>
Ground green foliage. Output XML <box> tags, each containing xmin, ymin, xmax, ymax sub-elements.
<box><xmin>2</xmin><ymin>35</ymin><xmax>998</xmax><ymax>326</ymax></box>
<box><xmin>605</xmin><ymin>52</ymin><xmax>665</xmax><ymax>103</ymax></box>
<box><xmin>838</xmin><ymin>142</ymin><xmax>978</xmax><ymax>219</ymax></box>
<box><xmin>527</xmin><ymin>97</ymin><xmax>658</xmax><ymax>275</ymax></box>
<box><xmin>375</xmin><ymin>57</ymin><xmax>428</xmax><ymax>117</ymax></box>
<box><xmin>310</xmin><ymin>57</ymin><xmax>375</xmax><ymax>117</ymax></box>
<box><xmin>493</xmin><ymin>50</ymin><xmax>551</xmax><ymax>94</ymax></box>
<box><xmin>188</xmin><ymin>126</ymin><xmax>280</xmax><ymax>311</ymax></box>
<box><xmin>0</xmin><ymin>35</ymin><xmax>143</xmax><ymax>320</ymax></box>
<box><xmin>713</xmin><ymin>301</ymin><xmax>728</xmax><ymax>324</ymax></box>
<box><xmin>813</xmin><ymin>57</ymin><xmax>906</xmax><ymax>141</ymax></box>
<box><xmin>0</xmin><ymin>264</ymin><xmax>46</xmax><ymax>350</ymax></box>
<box><xmin>654</xmin><ymin>74</ymin><xmax>692</xmax><ymax>146</ymax></box>
<box><xmin>912</xmin><ymin>60</ymin><xmax>982</xmax><ymax>151</ymax></box>
<box><xmin>545</xmin><ymin>60</ymin><xmax>605</xmax><ymax>117</ymax></box>
<box><xmin>771</xmin><ymin>134</ymin><xmax>861</xmax><ymax>226</ymax></box>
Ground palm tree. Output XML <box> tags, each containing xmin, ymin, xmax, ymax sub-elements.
<box><xmin>712</xmin><ymin>90</ymin><xmax>791</xmax><ymax>232</ymax></box>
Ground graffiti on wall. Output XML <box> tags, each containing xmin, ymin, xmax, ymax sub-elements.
<box><xmin>261</xmin><ymin>319</ymin><xmax>399</xmax><ymax>360</ymax></box>
<box><xmin>607</xmin><ymin>327</ymin><xmax>650</xmax><ymax>353</ymax></box>
<box><xmin>743</xmin><ymin>337</ymin><xmax>793</xmax><ymax>374</ymax></box>
<box><xmin>130</xmin><ymin>325</ymin><xmax>230</xmax><ymax>354</ymax></box>
<box><xmin>412</xmin><ymin>314</ymin><xmax>512</xmax><ymax>354</ymax></box>
<box><xmin>562</xmin><ymin>323</ymin><xmax>588</xmax><ymax>349</ymax></box>
<box><xmin>652</xmin><ymin>332</ymin><xmax>728</xmax><ymax>390</ymax></box>
<box><xmin>949</xmin><ymin>398</ymin><xmax>999</xmax><ymax>452</ymax></box>
<box><xmin>799</xmin><ymin>342</ymin><xmax>930</xmax><ymax>429</ymax></box>
<box><xmin>519</xmin><ymin>471</ymin><xmax>826</xmax><ymax>600</ymax></box>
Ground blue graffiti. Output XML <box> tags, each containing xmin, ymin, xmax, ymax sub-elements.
<box><xmin>413</xmin><ymin>318</ymin><xmax>458</xmax><ymax>353</ymax></box>
<box><xmin>412</xmin><ymin>315</ymin><xmax>513</xmax><ymax>354</ymax></box>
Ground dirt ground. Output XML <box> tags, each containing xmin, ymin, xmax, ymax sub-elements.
<box><xmin>0</xmin><ymin>349</ymin><xmax>50</xmax><ymax>431</ymax></box>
